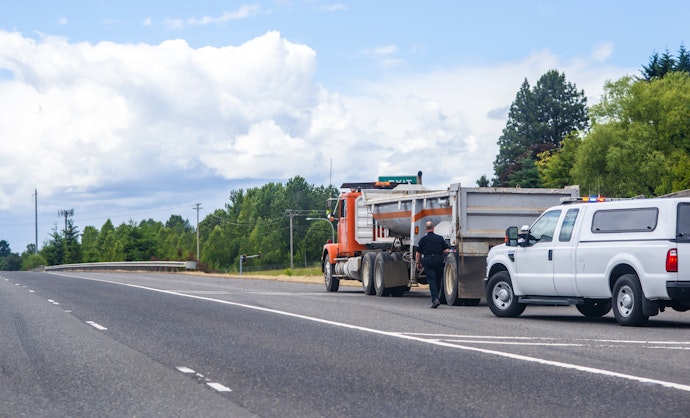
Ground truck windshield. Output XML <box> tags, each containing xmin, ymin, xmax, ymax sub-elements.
<box><xmin>530</xmin><ymin>210</ymin><xmax>562</xmax><ymax>243</ymax></box>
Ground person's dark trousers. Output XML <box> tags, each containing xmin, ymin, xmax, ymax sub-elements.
<box><xmin>423</xmin><ymin>256</ymin><xmax>444</xmax><ymax>302</ymax></box>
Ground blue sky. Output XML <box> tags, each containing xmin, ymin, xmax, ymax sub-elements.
<box><xmin>0</xmin><ymin>1</ymin><xmax>687</xmax><ymax>253</ymax></box>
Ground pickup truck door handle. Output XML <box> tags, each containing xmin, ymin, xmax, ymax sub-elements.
<box><xmin>548</xmin><ymin>249</ymin><xmax>553</xmax><ymax>261</ymax></box>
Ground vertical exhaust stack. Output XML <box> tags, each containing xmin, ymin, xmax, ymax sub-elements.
<box><xmin>417</xmin><ymin>171</ymin><xmax>423</xmax><ymax>185</ymax></box>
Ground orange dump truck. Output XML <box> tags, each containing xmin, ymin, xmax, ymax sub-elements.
<box><xmin>319</xmin><ymin>172</ymin><xmax>579</xmax><ymax>305</ymax></box>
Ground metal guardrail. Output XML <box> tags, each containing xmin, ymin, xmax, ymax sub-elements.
<box><xmin>44</xmin><ymin>261</ymin><xmax>197</xmax><ymax>272</ymax></box>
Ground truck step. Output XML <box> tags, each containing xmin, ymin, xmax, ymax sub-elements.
<box><xmin>518</xmin><ymin>296</ymin><xmax>583</xmax><ymax>306</ymax></box>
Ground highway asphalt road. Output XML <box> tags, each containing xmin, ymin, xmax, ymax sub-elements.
<box><xmin>2</xmin><ymin>270</ymin><xmax>689</xmax><ymax>417</ymax></box>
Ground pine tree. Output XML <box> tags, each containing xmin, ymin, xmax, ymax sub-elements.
<box><xmin>493</xmin><ymin>70</ymin><xmax>588</xmax><ymax>187</ymax></box>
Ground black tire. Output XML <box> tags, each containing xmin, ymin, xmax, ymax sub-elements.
<box><xmin>390</xmin><ymin>286</ymin><xmax>407</xmax><ymax>297</ymax></box>
<box><xmin>576</xmin><ymin>299</ymin><xmax>612</xmax><ymax>317</ymax></box>
<box><xmin>390</xmin><ymin>252</ymin><xmax>403</xmax><ymax>262</ymax></box>
<box><xmin>374</xmin><ymin>252</ymin><xmax>392</xmax><ymax>297</ymax></box>
<box><xmin>612</xmin><ymin>273</ymin><xmax>648</xmax><ymax>326</ymax></box>
<box><xmin>460</xmin><ymin>298</ymin><xmax>481</xmax><ymax>306</ymax></box>
<box><xmin>361</xmin><ymin>252</ymin><xmax>376</xmax><ymax>295</ymax></box>
<box><xmin>486</xmin><ymin>271</ymin><xmax>525</xmax><ymax>317</ymax></box>
<box><xmin>443</xmin><ymin>253</ymin><xmax>461</xmax><ymax>306</ymax></box>
<box><xmin>324</xmin><ymin>253</ymin><xmax>339</xmax><ymax>292</ymax></box>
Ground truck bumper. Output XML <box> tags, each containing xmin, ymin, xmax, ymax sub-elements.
<box><xmin>667</xmin><ymin>281</ymin><xmax>690</xmax><ymax>301</ymax></box>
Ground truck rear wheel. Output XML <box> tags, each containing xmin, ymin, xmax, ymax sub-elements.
<box><xmin>612</xmin><ymin>274</ymin><xmax>648</xmax><ymax>326</ymax></box>
<box><xmin>486</xmin><ymin>271</ymin><xmax>525</xmax><ymax>317</ymax></box>
<box><xmin>361</xmin><ymin>252</ymin><xmax>376</xmax><ymax>295</ymax></box>
<box><xmin>443</xmin><ymin>253</ymin><xmax>480</xmax><ymax>307</ymax></box>
<box><xmin>374</xmin><ymin>252</ymin><xmax>392</xmax><ymax>297</ymax></box>
<box><xmin>444</xmin><ymin>253</ymin><xmax>461</xmax><ymax>306</ymax></box>
<box><xmin>324</xmin><ymin>253</ymin><xmax>339</xmax><ymax>292</ymax></box>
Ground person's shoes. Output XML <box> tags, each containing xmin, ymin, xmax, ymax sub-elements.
<box><xmin>431</xmin><ymin>299</ymin><xmax>440</xmax><ymax>309</ymax></box>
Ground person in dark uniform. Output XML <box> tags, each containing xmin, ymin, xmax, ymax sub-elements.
<box><xmin>415</xmin><ymin>221</ymin><xmax>450</xmax><ymax>308</ymax></box>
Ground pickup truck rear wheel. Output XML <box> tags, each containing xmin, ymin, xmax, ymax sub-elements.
<box><xmin>487</xmin><ymin>271</ymin><xmax>525</xmax><ymax>317</ymax></box>
<box><xmin>612</xmin><ymin>274</ymin><xmax>648</xmax><ymax>326</ymax></box>
<box><xmin>576</xmin><ymin>299</ymin><xmax>612</xmax><ymax>317</ymax></box>
<box><xmin>361</xmin><ymin>252</ymin><xmax>376</xmax><ymax>295</ymax></box>
<box><xmin>324</xmin><ymin>254</ymin><xmax>339</xmax><ymax>292</ymax></box>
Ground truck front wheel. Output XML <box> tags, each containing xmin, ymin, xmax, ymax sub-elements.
<box><xmin>361</xmin><ymin>252</ymin><xmax>376</xmax><ymax>295</ymax></box>
<box><xmin>486</xmin><ymin>271</ymin><xmax>525</xmax><ymax>317</ymax></box>
<box><xmin>324</xmin><ymin>254</ymin><xmax>339</xmax><ymax>292</ymax></box>
<box><xmin>612</xmin><ymin>274</ymin><xmax>648</xmax><ymax>326</ymax></box>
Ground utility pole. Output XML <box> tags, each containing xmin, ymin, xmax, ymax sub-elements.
<box><xmin>57</xmin><ymin>208</ymin><xmax>74</xmax><ymax>234</ymax></box>
<box><xmin>286</xmin><ymin>210</ymin><xmax>296</xmax><ymax>269</ymax></box>
<box><xmin>34</xmin><ymin>189</ymin><xmax>38</xmax><ymax>253</ymax></box>
<box><xmin>193</xmin><ymin>203</ymin><xmax>202</xmax><ymax>262</ymax></box>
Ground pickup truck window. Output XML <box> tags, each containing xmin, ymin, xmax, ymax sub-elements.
<box><xmin>530</xmin><ymin>210</ymin><xmax>561</xmax><ymax>243</ymax></box>
<box><xmin>591</xmin><ymin>207</ymin><xmax>658</xmax><ymax>233</ymax></box>
<box><xmin>559</xmin><ymin>208</ymin><xmax>579</xmax><ymax>241</ymax></box>
<box><xmin>677</xmin><ymin>203</ymin><xmax>690</xmax><ymax>242</ymax></box>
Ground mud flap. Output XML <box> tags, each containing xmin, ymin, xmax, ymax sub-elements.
<box><xmin>382</xmin><ymin>258</ymin><xmax>410</xmax><ymax>288</ymax></box>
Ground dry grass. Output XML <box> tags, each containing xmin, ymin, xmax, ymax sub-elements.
<box><xmin>183</xmin><ymin>269</ymin><xmax>361</xmax><ymax>287</ymax></box>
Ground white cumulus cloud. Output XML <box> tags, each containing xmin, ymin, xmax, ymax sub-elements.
<box><xmin>0</xmin><ymin>30</ymin><xmax>634</xmax><ymax>250</ymax></box>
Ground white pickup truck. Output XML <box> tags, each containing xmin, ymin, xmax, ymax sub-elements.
<box><xmin>484</xmin><ymin>196</ymin><xmax>690</xmax><ymax>326</ymax></box>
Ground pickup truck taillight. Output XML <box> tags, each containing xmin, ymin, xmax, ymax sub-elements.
<box><xmin>666</xmin><ymin>249</ymin><xmax>678</xmax><ymax>272</ymax></box>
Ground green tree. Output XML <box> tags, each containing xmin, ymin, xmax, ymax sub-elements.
<box><xmin>115</xmin><ymin>221</ymin><xmax>157</xmax><ymax>261</ymax></box>
<box><xmin>0</xmin><ymin>240</ymin><xmax>10</xmax><ymax>257</ymax></box>
<box><xmin>507</xmin><ymin>157</ymin><xmax>540</xmax><ymax>188</ymax></box>
<box><xmin>537</xmin><ymin>134</ymin><xmax>582</xmax><ymax>188</ymax></box>
<box><xmin>97</xmin><ymin>219</ymin><xmax>116</xmax><ymax>259</ymax></box>
<box><xmin>81</xmin><ymin>225</ymin><xmax>100</xmax><ymax>262</ymax></box>
<box><xmin>0</xmin><ymin>253</ymin><xmax>22</xmax><ymax>271</ymax></box>
<box><xmin>476</xmin><ymin>175</ymin><xmax>490</xmax><ymax>187</ymax></box>
<box><xmin>24</xmin><ymin>243</ymin><xmax>37</xmax><ymax>255</ymax></box>
<box><xmin>40</xmin><ymin>226</ymin><xmax>65</xmax><ymax>266</ymax></box>
<box><xmin>493</xmin><ymin>70</ymin><xmax>589</xmax><ymax>187</ymax></box>
<box><xmin>641</xmin><ymin>44</ymin><xmax>690</xmax><ymax>80</ymax></box>
<box><xmin>201</xmin><ymin>225</ymin><xmax>233</xmax><ymax>271</ymax></box>
<box><xmin>100</xmin><ymin>229</ymin><xmax>126</xmax><ymax>261</ymax></box>
<box><xmin>572</xmin><ymin>73</ymin><xmax>690</xmax><ymax>196</ymax></box>
<box><xmin>21</xmin><ymin>253</ymin><xmax>47</xmax><ymax>271</ymax></box>
<box><xmin>63</xmin><ymin>219</ymin><xmax>81</xmax><ymax>264</ymax></box>
<box><xmin>676</xmin><ymin>43</ymin><xmax>690</xmax><ymax>73</ymax></box>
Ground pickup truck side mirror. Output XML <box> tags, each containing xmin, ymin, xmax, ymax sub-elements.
<box><xmin>505</xmin><ymin>226</ymin><xmax>519</xmax><ymax>247</ymax></box>
<box><xmin>517</xmin><ymin>224</ymin><xmax>532</xmax><ymax>247</ymax></box>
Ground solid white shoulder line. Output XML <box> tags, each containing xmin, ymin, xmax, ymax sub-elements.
<box><xmin>54</xmin><ymin>272</ymin><xmax>690</xmax><ymax>393</ymax></box>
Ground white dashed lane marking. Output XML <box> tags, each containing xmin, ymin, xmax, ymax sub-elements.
<box><xmin>176</xmin><ymin>366</ymin><xmax>232</xmax><ymax>392</ymax></box>
<box><xmin>86</xmin><ymin>321</ymin><xmax>108</xmax><ymax>330</ymax></box>
<box><xmin>207</xmin><ymin>382</ymin><xmax>232</xmax><ymax>392</ymax></box>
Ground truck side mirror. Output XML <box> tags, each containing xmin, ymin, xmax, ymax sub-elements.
<box><xmin>517</xmin><ymin>225</ymin><xmax>531</xmax><ymax>247</ymax></box>
<box><xmin>505</xmin><ymin>226</ymin><xmax>519</xmax><ymax>247</ymax></box>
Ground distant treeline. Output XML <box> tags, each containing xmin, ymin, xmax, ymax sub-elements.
<box><xmin>4</xmin><ymin>176</ymin><xmax>338</xmax><ymax>272</ymax></box>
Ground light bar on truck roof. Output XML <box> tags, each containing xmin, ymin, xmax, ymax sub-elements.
<box><xmin>561</xmin><ymin>195</ymin><xmax>639</xmax><ymax>204</ymax></box>
<box><xmin>561</xmin><ymin>196</ymin><xmax>605</xmax><ymax>203</ymax></box>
